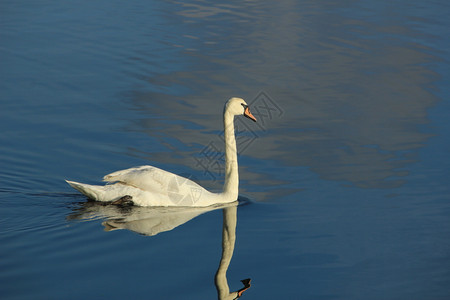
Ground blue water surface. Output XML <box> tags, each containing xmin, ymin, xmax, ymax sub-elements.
<box><xmin>1</xmin><ymin>1</ymin><xmax>449</xmax><ymax>299</ymax></box>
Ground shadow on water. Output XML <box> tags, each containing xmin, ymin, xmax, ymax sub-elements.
<box><xmin>67</xmin><ymin>199</ymin><xmax>252</xmax><ymax>299</ymax></box>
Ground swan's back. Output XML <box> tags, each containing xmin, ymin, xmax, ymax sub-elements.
<box><xmin>104</xmin><ymin>165</ymin><xmax>176</xmax><ymax>192</ymax></box>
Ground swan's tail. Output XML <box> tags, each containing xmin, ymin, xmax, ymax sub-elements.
<box><xmin>66</xmin><ymin>180</ymin><xmax>104</xmax><ymax>201</ymax></box>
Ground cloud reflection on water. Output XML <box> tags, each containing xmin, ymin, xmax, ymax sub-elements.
<box><xmin>122</xmin><ymin>1</ymin><xmax>439</xmax><ymax>195</ymax></box>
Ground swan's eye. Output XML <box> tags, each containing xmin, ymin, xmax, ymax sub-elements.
<box><xmin>241</xmin><ymin>103</ymin><xmax>248</xmax><ymax>110</ymax></box>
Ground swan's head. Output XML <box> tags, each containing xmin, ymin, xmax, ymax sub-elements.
<box><xmin>225</xmin><ymin>97</ymin><xmax>257</xmax><ymax>122</ymax></box>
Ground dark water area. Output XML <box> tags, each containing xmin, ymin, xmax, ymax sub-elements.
<box><xmin>1</xmin><ymin>1</ymin><xmax>450</xmax><ymax>299</ymax></box>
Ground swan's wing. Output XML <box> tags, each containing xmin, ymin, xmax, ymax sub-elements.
<box><xmin>103</xmin><ymin>166</ymin><xmax>172</xmax><ymax>191</ymax></box>
<box><xmin>103</xmin><ymin>165</ymin><xmax>205</xmax><ymax>201</ymax></box>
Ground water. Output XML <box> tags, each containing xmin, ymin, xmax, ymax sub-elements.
<box><xmin>1</xmin><ymin>0</ymin><xmax>449</xmax><ymax>299</ymax></box>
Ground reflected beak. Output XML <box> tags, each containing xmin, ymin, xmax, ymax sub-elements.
<box><xmin>235</xmin><ymin>278</ymin><xmax>252</xmax><ymax>299</ymax></box>
<box><xmin>244</xmin><ymin>107</ymin><xmax>257</xmax><ymax>122</ymax></box>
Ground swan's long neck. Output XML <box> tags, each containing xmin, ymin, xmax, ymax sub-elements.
<box><xmin>222</xmin><ymin>110</ymin><xmax>239</xmax><ymax>199</ymax></box>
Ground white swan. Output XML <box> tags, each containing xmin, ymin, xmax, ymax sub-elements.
<box><xmin>66</xmin><ymin>97</ymin><xmax>257</xmax><ymax>207</ymax></box>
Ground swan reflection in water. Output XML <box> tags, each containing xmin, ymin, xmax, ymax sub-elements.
<box><xmin>68</xmin><ymin>199</ymin><xmax>251</xmax><ymax>299</ymax></box>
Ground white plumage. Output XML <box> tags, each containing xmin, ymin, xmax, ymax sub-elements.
<box><xmin>66</xmin><ymin>97</ymin><xmax>257</xmax><ymax>207</ymax></box>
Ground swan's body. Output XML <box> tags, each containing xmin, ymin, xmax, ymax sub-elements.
<box><xmin>67</xmin><ymin>165</ymin><xmax>234</xmax><ymax>207</ymax></box>
<box><xmin>66</xmin><ymin>97</ymin><xmax>257</xmax><ymax>207</ymax></box>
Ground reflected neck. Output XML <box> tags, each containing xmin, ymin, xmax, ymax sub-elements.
<box><xmin>215</xmin><ymin>206</ymin><xmax>238</xmax><ymax>299</ymax></box>
<box><xmin>222</xmin><ymin>110</ymin><xmax>238</xmax><ymax>199</ymax></box>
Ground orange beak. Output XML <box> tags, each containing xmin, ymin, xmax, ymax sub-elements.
<box><xmin>244</xmin><ymin>107</ymin><xmax>257</xmax><ymax>122</ymax></box>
